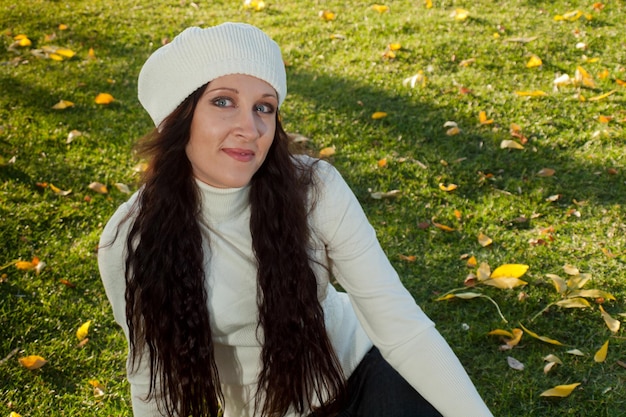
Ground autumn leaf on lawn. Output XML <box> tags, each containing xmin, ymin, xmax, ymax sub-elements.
<box><xmin>515</xmin><ymin>90</ymin><xmax>548</xmax><ymax>97</ymax></box>
<box><xmin>520</xmin><ymin>324</ymin><xmax>564</xmax><ymax>346</ymax></box>
<box><xmin>319</xmin><ymin>10</ymin><xmax>336</xmax><ymax>21</ymax></box>
<box><xmin>574</xmin><ymin>66</ymin><xmax>596</xmax><ymax>88</ymax></box>
<box><xmin>526</xmin><ymin>55</ymin><xmax>543</xmax><ymax>68</ymax></box>
<box><xmin>507</xmin><ymin>356</ymin><xmax>525</xmax><ymax>371</ymax></box>
<box><xmin>588</xmin><ymin>90</ymin><xmax>616</xmax><ymax>102</ymax></box>
<box><xmin>77</xmin><ymin>320</ymin><xmax>92</xmax><ymax>341</ymax></box>
<box><xmin>451</xmin><ymin>8</ymin><xmax>470</xmax><ymax>21</ymax></box>
<box><xmin>568</xmin><ymin>289</ymin><xmax>616</xmax><ymax>301</ymax></box>
<box><xmin>371</xmin><ymin>111</ymin><xmax>388</xmax><ymax>119</ymax></box>
<box><xmin>478</xmin><ymin>111</ymin><xmax>494</xmax><ymax>125</ymax></box>
<box><xmin>594</xmin><ymin>340</ymin><xmax>609</xmax><ymax>362</ymax></box>
<box><xmin>243</xmin><ymin>0</ymin><xmax>266</xmax><ymax>11</ymax></box>
<box><xmin>13</xmin><ymin>34</ymin><xmax>32</xmax><ymax>47</ymax></box>
<box><xmin>403</xmin><ymin>71</ymin><xmax>426</xmax><ymax>88</ymax></box>
<box><xmin>369</xmin><ymin>189</ymin><xmax>401</xmax><ymax>199</ymax></box>
<box><xmin>489</xmin><ymin>328</ymin><xmax>523</xmax><ymax>350</ymax></box>
<box><xmin>9</xmin><ymin>412</ymin><xmax>22</xmax><ymax>417</ymax></box>
<box><xmin>466</xmin><ymin>255</ymin><xmax>477</xmax><ymax>268</ymax></box>
<box><xmin>50</xmin><ymin>183</ymin><xmax>72</xmax><ymax>196</ymax></box>
<box><xmin>19</xmin><ymin>355</ymin><xmax>47</xmax><ymax>370</ymax></box>
<box><xmin>88</xmin><ymin>182</ymin><xmax>108</xmax><ymax>194</ymax></box>
<box><xmin>95</xmin><ymin>93</ymin><xmax>115</xmax><ymax>104</ymax></box>
<box><xmin>114</xmin><ymin>183</ymin><xmax>131</xmax><ymax>194</ymax></box>
<box><xmin>540</xmin><ymin>383</ymin><xmax>581</xmax><ymax>398</ymax></box>
<box><xmin>444</xmin><ymin>121</ymin><xmax>461</xmax><ymax>136</ymax></box>
<box><xmin>500</xmin><ymin>140</ymin><xmax>524</xmax><ymax>150</ymax></box>
<box><xmin>438</xmin><ymin>291</ymin><xmax>508</xmax><ymax>322</ymax></box>
<box><xmin>319</xmin><ymin>146</ymin><xmax>336</xmax><ymax>158</ymax></box>
<box><xmin>599</xmin><ymin>305</ymin><xmax>620</xmax><ymax>333</ymax></box>
<box><xmin>52</xmin><ymin>100</ymin><xmax>75</xmax><ymax>110</ymax></box>
<box><xmin>371</xmin><ymin>4</ymin><xmax>389</xmax><ymax>13</ymax></box>
<box><xmin>66</xmin><ymin>129</ymin><xmax>82</xmax><ymax>144</ymax></box>
<box><xmin>431</xmin><ymin>217</ymin><xmax>455</xmax><ymax>232</ymax></box>
<box><xmin>537</xmin><ymin>168</ymin><xmax>555</xmax><ymax>177</ymax></box>
<box><xmin>89</xmin><ymin>379</ymin><xmax>106</xmax><ymax>397</ymax></box>
<box><xmin>543</xmin><ymin>354</ymin><xmax>563</xmax><ymax>374</ymax></box>
<box><xmin>439</xmin><ymin>183</ymin><xmax>457</xmax><ymax>192</ymax></box>
<box><xmin>477</xmin><ymin>233</ymin><xmax>492</xmax><ymax>247</ymax></box>
<box><xmin>491</xmin><ymin>264</ymin><xmax>529</xmax><ymax>279</ymax></box>
<box><xmin>553</xmin><ymin>73</ymin><xmax>572</xmax><ymax>88</ymax></box>
<box><xmin>555</xmin><ymin>297</ymin><xmax>591</xmax><ymax>309</ymax></box>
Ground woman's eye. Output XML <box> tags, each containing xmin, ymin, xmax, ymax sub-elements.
<box><xmin>255</xmin><ymin>103</ymin><xmax>275</xmax><ymax>114</ymax></box>
<box><xmin>213</xmin><ymin>97</ymin><xmax>233</xmax><ymax>107</ymax></box>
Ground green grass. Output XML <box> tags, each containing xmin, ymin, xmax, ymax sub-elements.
<box><xmin>1</xmin><ymin>1</ymin><xmax>625</xmax><ymax>416</ymax></box>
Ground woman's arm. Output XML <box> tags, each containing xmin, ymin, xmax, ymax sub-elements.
<box><xmin>311</xmin><ymin>160</ymin><xmax>493</xmax><ymax>417</ymax></box>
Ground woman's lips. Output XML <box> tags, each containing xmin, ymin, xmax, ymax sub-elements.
<box><xmin>223</xmin><ymin>148</ymin><xmax>255</xmax><ymax>162</ymax></box>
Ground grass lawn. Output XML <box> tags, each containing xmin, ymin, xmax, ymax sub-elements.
<box><xmin>1</xmin><ymin>0</ymin><xmax>625</xmax><ymax>416</ymax></box>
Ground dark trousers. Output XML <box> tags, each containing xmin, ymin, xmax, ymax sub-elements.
<box><xmin>309</xmin><ymin>347</ymin><xmax>442</xmax><ymax>417</ymax></box>
<box><xmin>336</xmin><ymin>347</ymin><xmax>443</xmax><ymax>417</ymax></box>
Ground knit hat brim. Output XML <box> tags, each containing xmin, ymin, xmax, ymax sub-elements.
<box><xmin>138</xmin><ymin>23</ymin><xmax>287</xmax><ymax>128</ymax></box>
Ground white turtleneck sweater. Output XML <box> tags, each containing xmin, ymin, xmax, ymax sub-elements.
<box><xmin>98</xmin><ymin>156</ymin><xmax>493</xmax><ymax>417</ymax></box>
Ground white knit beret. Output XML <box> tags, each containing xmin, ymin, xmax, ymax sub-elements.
<box><xmin>138</xmin><ymin>22</ymin><xmax>287</xmax><ymax>128</ymax></box>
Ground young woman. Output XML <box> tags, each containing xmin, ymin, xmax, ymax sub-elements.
<box><xmin>98</xmin><ymin>22</ymin><xmax>493</xmax><ymax>417</ymax></box>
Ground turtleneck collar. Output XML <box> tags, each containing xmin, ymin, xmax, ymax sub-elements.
<box><xmin>195</xmin><ymin>179</ymin><xmax>250</xmax><ymax>223</ymax></box>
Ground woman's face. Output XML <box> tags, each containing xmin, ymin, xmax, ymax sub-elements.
<box><xmin>186</xmin><ymin>74</ymin><xmax>278</xmax><ymax>188</ymax></box>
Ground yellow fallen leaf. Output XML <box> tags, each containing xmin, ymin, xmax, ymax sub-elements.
<box><xmin>439</xmin><ymin>183</ymin><xmax>457</xmax><ymax>192</ymax></box>
<box><xmin>52</xmin><ymin>100</ymin><xmax>75</xmax><ymax>110</ymax></box>
<box><xmin>546</xmin><ymin>274</ymin><xmax>568</xmax><ymax>294</ymax></box>
<box><xmin>77</xmin><ymin>320</ymin><xmax>92</xmax><ymax>341</ymax></box>
<box><xmin>14</xmin><ymin>34</ymin><xmax>32</xmax><ymax>47</ymax></box>
<box><xmin>483</xmin><ymin>277</ymin><xmax>528</xmax><ymax>289</ymax></box>
<box><xmin>594</xmin><ymin>340</ymin><xmax>609</xmax><ymax>362</ymax></box>
<box><xmin>566</xmin><ymin>349</ymin><xmax>585</xmax><ymax>356</ymax></box>
<box><xmin>477</xmin><ymin>233</ymin><xmax>492</xmax><ymax>247</ymax></box>
<box><xmin>452</xmin><ymin>8</ymin><xmax>470</xmax><ymax>21</ymax></box>
<box><xmin>319</xmin><ymin>146</ymin><xmax>336</xmax><ymax>158</ymax></box>
<box><xmin>478</xmin><ymin>111</ymin><xmax>494</xmax><ymax>125</ymax></box>
<box><xmin>49</xmin><ymin>183</ymin><xmax>72</xmax><ymax>196</ymax></box>
<box><xmin>544</xmin><ymin>354</ymin><xmax>563</xmax><ymax>365</ymax></box>
<box><xmin>575</xmin><ymin>66</ymin><xmax>596</xmax><ymax>88</ymax></box>
<box><xmin>520</xmin><ymin>324</ymin><xmax>564</xmax><ymax>346</ymax></box>
<box><xmin>526</xmin><ymin>55</ymin><xmax>543</xmax><ymax>68</ymax></box>
<box><xmin>567</xmin><ymin>274</ymin><xmax>591</xmax><ymax>290</ymax></box>
<box><xmin>388</xmin><ymin>43</ymin><xmax>401</xmax><ymax>51</ymax></box>
<box><xmin>382</xmin><ymin>49</ymin><xmax>396</xmax><ymax>59</ymax></box>
<box><xmin>95</xmin><ymin>93</ymin><xmax>115</xmax><ymax>104</ymax></box>
<box><xmin>377</xmin><ymin>158</ymin><xmax>387</xmax><ymax>168</ymax></box>
<box><xmin>19</xmin><ymin>355</ymin><xmax>47</xmax><ymax>370</ymax></box>
<box><xmin>540</xmin><ymin>382</ymin><xmax>581</xmax><ymax>398</ymax></box>
<box><xmin>466</xmin><ymin>255</ymin><xmax>477</xmax><ymax>268</ymax></box>
<box><xmin>446</xmin><ymin>126</ymin><xmax>461</xmax><ymax>136</ymax></box>
<box><xmin>515</xmin><ymin>90</ymin><xmax>548</xmax><ymax>97</ymax></box>
<box><xmin>88</xmin><ymin>47</ymin><xmax>96</xmax><ymax>59</ymax></box>
<box><xmin>588</xmin><ymin>90</ymin><xmax>616</xmax><ymax>101</ymax></box>
<box><xmin>56</xmin><ymin>48</ymin><xmax>75</xmax><ymax>58</ymax></box>
<box><xmin>599</xmin><ymin>305</ymin><xmax>620</xmax><ymax>333</ymax></box>
<box><xmin>58</xmin><ymin>23</ymin><xmax>68</xmax><ymax>30</ymax></box>
<box><xmin>49</xmin><ymin>53</ymin><xmax>64</xmax><ymax>61</ymax></box>
<box><xmin>369</xmin><ymin>189</ymin><xmax>401</xmax><ymax>199</ymax></box>
<box><xmin>491</xmin><ymin>264</ymin><xmax>529</xmax><ymax>279</ymax></box>
<box><xmin>15</xmin><ymin>259</ymin><xmax>36</xmax><ymax>270</ymax></box>
<box><xmin>488</xmin><ymin>329</ymin><xmax>514</xmax><ymax>338</ymax></box>
<box><xmin>500</xmin><ymin>140</ymin><xmax>524</xmax><ymax>150</ymax></box>
<box><xmin>243</xmin><ymin>0</ymin><xmax>266</xmax><ymax>11</ymax></box>
<box><xmin>569</xmin><ymin>289</ymin><xmax>615</xmax><ymax>301</ymax></box>
<box><xmin>88</xmin><ymin>182</ymin><xmax>108</xmax><ymax>194</ymax></box>
<box><xmin>477</xmin><ymin>262</ymin><xmax>491</xmax><ymax>281</ymax></box>
<box><xmin>319</xmin><ymin>10</ymin><xmax>336</xmax><ymax>21</ymax></box>
<box><xmin>537</xmin><ymin>168</ymin><xmax>555</xmax><ymax>177</ymax></box>
<box><xmin>506</xmin><ymin>328</ymin><xmax>523</xmax><ymax>347</ymax></box>
<box><xmin>9</xmin><ymin>412</ymin><xmax>22</xmax><ymax>417</ymax></box>
<box><xmin>371</xmin><ymin>111</ymin><xmax>388</xmax><ymax>119</ymax></box>
<box><xmin>89</xmin><ymin>379</ymin><xmax>106</xmax><ymax>397</ymax></box>
<box><xmin>431</xmin><ymin>218</ymin><xmax>455</xmax><ymax>232</ymax></box>
<box><xmin>555</xmin><ymin>297</ymin><xmax>591</xmax><ymax>308</ymax></box>
<box><xmin>371</xmin><ymin>4</ymin><xmax>389</xmax><ymax>13</ymax></box>
<box><xmin>424</xmin><ymin>0</ymin><xmax>432</xmax><ymax>8</ymax></box>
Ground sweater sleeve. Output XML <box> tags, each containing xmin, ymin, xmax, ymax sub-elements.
<box><xmin>97</xmin><ymin>195</ymin><xmax>165</xmax><ymax>417</ymax></box>
<box><xmin>311</xmin><ymin>160</ymin><xmax>493</xmax><ymax>417</ymax></box>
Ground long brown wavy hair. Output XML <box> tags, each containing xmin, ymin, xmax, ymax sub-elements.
<box><xmin>123</xmin><ymin>84</ymin><xmax>346</xmax><ymax>416</ymax></box>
